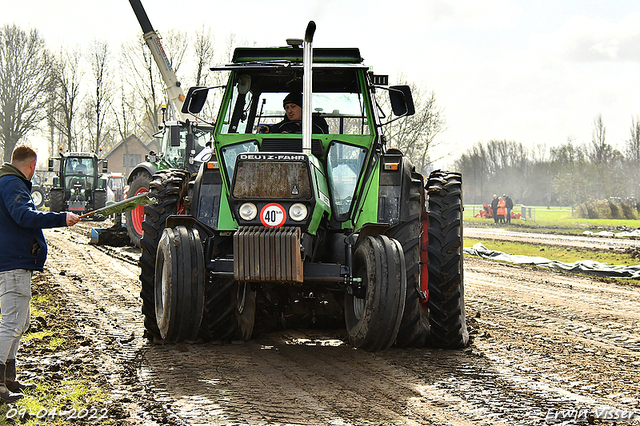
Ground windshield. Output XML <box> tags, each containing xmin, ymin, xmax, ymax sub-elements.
<box><xmin>65</xmin><ymin>157</ymin><xmax>94</xmax><ymax>177</ymax></box>
<box><xmin>326</xmin><ymin>142</ymin><xmax>367</xmax><ymax>218</ymax></box>
<box><xmin>158</xmin><ymin>126</ymin><xmax>214</xmax><ymax>168</ymax></box>
<box><xmin>219</xmin><ymin>68</ymin><xmax>371</xmax><ymax>136</ymax></box>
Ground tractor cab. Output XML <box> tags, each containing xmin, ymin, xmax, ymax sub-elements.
<box><xmin>150</xmin><ymin>121</ymin><xmax>215</xmax><ymax>174</ymax></box>
<box><xmin>48</xmin><ymin>151</ymin><xmax>108</xmax><ymax>215</ymax></box>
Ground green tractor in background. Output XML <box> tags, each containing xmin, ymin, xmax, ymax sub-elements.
<box><xmin>48</xmin><ymin>151</ymin><xmax>108</xmax><ymax>216</ymax></box>
<box><xmin>139</xmin><ymin>23</ymin><xmax>468</xmax><ymax>351</ymax></box>
<box><xmin>124</xmin><ymin>120</ymin><xmax>214</xmax><ymax>246</ymax></box>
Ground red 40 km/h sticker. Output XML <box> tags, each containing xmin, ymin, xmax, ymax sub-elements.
<box><xmin>260</xmin><ymin>203</ymin><xmax>287</xmax><ymax>227</ymax></box>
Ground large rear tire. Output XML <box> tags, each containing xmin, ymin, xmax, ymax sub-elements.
<box><xmin>49</xmin><ymin>189</ymin><xmax>65</xmax><ymax>212</ymax></box>
<box><xmin>155</xmin><ymin>226</ymin><xmax>205</xmax><ymax>342</ymax></box>
<box><xmin>139</xmin><ymin>169</ymin><xmax>189</xmax><ymax>341</ymax></box>
<box><xmin>125</xmin><ymin>172</ymin><xmax>151</xmax><ymax>248</ymax></box>
<box><xmin>426</xmin><ymin>170</ymin><xmax>469</xmax><ymax>348</ymax></box>
<box><xmin>388</xmin><ymin>171</ymin><xmax>430</xmax><ymax>348</ymax></box>
<box><xmin>93</xmin><ymin>190</ymin><xmax>107</xmax><ymax>221</ymax></box>
<box><xmin>345</xmin><ymin>235</ymin><xmax>406</xmax><ymax>351</ymax></box>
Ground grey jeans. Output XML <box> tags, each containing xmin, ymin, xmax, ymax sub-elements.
<box><xmin>0</xmin><ymin>269</ymin><xmax>32</xmax><ymax>363</ymax></box>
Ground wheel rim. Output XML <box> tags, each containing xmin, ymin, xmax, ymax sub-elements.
<box><xmin>132</xmin><ymin>187</ymin><xmax>149</xmax><ymax>234</ymax></box>
<box><xmin>352</xmin><ymin>297</ymin><xmax>365</xmax><ymax>320</ymax></box>
<box><xmin>160</xmin><ymin>259</ymin><xmax>169</xmax><ymax>319</ymax></box>
<box><xmin>236</xmin><ymin>283</ymin><xmax>247</xmax><ymax>314</ymax></box>
<box><xmin>32</xmin><ymin>191</ymin><xmax>43</xmax><ymax>206</ymax></box>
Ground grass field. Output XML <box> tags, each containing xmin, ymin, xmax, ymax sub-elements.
<box><xmin>463</xmin><ymin>205</ymin><xmax>640</xmax><ymax>284</ymax></box>
<box><xmin>464</xmin><ymin>204</ymin><xmax>640</xmax><ymax>232</ymax></box>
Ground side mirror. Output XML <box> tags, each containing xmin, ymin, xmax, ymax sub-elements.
<box><xmin>389</xmin><ymin>85</ymin><xmax>415</xmax><ymax>117</ymax></box>
<box><xmin>237</xmin><ymin>74</ymin><xmax>251</xmax><ymax>95</ymax></box>
<box><xmin>102</xmin><ymin>160</ymin><xmax>108</xmax><ymax>173</ymax></box>
<box><xmin>182</xmin><ymin>86</ymin><xmax>208</xmax><ymax>115</ymax></box>
<box><xmin>170</xmin><ymin>125</ymin><xmax>180</xmax><ymax>147</ymax></box>
<box><xmin>48</xmin><ymin>159</ymin><xmax>54</xmax><ymax>172</ymax></box>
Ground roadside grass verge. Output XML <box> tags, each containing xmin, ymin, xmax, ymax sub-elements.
<box><xmin>0</xmin><ymin>275</ymin><xmax>119</xmax><ymax>426</ymax></box>
<box><xmin>464</xmin><ymin>204</ymin><xmax>640</xmax><ymax>233</ymax></box>
<box><xmin>464</xmin><ymin>237</ymin><xmax>640</xmax><ymax>266</ymax></box>
<box><xmin>464</xmin><ymin>237</ymin><xmax>640</xmax><ymax>286</ymax></box>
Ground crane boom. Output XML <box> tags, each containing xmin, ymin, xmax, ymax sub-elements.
<box><xmin>129</xmin><ymin>0</ymin><xmax>186</xmax><ymax>120</ymax></box>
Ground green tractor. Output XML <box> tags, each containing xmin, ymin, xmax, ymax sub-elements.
<box><xmin>140</xmin><ymin>23</ymin><xmax>468</xmax><ymax>351</ymax></box>
<box><xmin>124</xmin><ymin>120</ymin><xmax>215</xmax><ymax>247</ymax></box>
<box><xmin>48</xmin><ymin>151</ymin><xmax>108</xmax><ymax>216</ymax></box>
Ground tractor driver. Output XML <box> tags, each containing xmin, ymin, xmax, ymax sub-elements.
<box><xmin>258</xmin><ymin>92</ymin><xmax>328</xmax><ymax>134</ymax></box>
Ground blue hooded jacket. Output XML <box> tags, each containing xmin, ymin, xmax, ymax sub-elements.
<box><xmin>0</xmin><ymin>163</ymin><xmax>68</xmax><ymax>272</ymax></box>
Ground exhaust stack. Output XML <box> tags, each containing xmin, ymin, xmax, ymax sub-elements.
<box><xmin>302</xmin><ymin>21</ymin><xmax>316</xmax><ymax>154</ymax></box>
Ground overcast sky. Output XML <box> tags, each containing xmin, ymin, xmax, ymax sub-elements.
<box><xmin>3</xmin><ymin>0</ymin><xmax>640</xmax><ymax>167</ymax></box>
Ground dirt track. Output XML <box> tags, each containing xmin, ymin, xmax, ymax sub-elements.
<box><xmin>33</xmin><ymin>224</ymin><xmax>640</xmax><ymax>425</ymax></box>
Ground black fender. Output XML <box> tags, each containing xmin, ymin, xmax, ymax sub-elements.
<box><xmin>127</xmin><ymin>162</ymin><xmax>157</xmax><ymax>184</ymax></box>
<box><xmin>377</xmin><ymin>148</ymin><xmax>416</xmax><ymax>226</ymax></box>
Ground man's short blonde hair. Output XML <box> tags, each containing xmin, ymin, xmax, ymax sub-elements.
<box><xmin>11</xmin><ymin>145</ymin><xmax>37</xmax><ymax>165</ymax></box>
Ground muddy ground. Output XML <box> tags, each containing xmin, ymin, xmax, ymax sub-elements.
<box><xmin>9</xmin><ymin>222</ymin><xmax>640</xmax><ymax>425</ymax></box>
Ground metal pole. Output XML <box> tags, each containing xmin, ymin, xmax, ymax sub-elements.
<box><xmin>302</xmin><ymin>21</ymin><xmax>316</xmax><ymax>154</ymax></box>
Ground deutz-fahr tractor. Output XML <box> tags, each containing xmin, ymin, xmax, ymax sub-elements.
<box><xmin>140</xmin><ymin>23</ymin><xmax>468</xmax><ymax>351</ymax></box>
<box><xmin>48</xmin><ymin>151</ymin><xmax>108</xmax><ymax>216</ymax></box>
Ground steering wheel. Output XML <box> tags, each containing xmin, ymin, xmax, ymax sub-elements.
<box><xmin>274</xmin><ymin>120</ymin><xmax>326</xmax><ymax>134</ymax></box>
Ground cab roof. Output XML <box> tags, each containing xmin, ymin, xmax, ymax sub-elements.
<box><xmin>232</xmin><ymin>47</ymin><xmax>363</xmax><ymax>64</ymax></box>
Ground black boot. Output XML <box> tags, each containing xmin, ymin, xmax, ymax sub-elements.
<box><xmin>5</xmin><ymin>360</ymin><xmax>35</xmax><ymax>393</ymax></box>
<box><xmin>0</xmin><ymin>362</ymin><xmax>23</xmax><ymax>403</ymax></box>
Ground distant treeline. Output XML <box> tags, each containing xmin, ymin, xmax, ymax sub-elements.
<box><xmin>453</xmin><ymin>116</ymin><xmax>640</xmax><ymax>216</ymax></box>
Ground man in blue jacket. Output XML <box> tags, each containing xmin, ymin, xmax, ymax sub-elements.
<box><xmin>0</xmin><ymin>145</ymin><xmax>80</xmax><ymax>402</ymax></box>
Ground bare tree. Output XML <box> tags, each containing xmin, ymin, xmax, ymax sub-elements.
<box><xmin>119</xmin><ymin>29</ymin><xmax>190</xmax><ymax>141</ymax></box>
<box><xmin>0</xmin><ymin>24</ymin><xmax>55</xmax><ymax>161</ymax></box>
<box><xmin>383</xmin><ymin>78</ymin><xmax>445</xmax><ymax>175</ymax></box>
<box><xmin>588</xmin><ymin>114</ymin><xmax>624</xmax><ymax>198</ymax></box>
<box><xmin>626</xmin><ymin>116</ymin><xmax>640</xmax><ymax>163</ymax></box>
<box><xmin>120</xmin><ymin>37</ymin><xmax>161</xmax><ymax>141</ymax></box>
<box><xmin>44</xmin><ymin>75</ymin><xmax>59</xmax><ymax>159</ymax></box>
<box><xmin>86</xmin><ymin>39</ymin><xmax>115</xmax><ymax>153</ymax></box>
<box><xmin>52</xmin><ymin>47</ymin><xmax>84</xmax><ymax>152</ymax></box>
<box><xmin>589</xmin><ymin>114</ymin><xmax>617</xmax><ymax>166</ymax></box>
<box><xmin>193</xmin><ymin>25</ymin><xmax>215</xmax><ymax>86</ymax></box>
<box><xmin>625</xmin><ymin>116</ymin><xmax>640</xmax><ymax>201</ymax></box>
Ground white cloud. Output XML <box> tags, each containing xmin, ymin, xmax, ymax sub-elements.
<box><xmin>532</xmin><ymin>12</ymin><xmax>640</xmax><ymax>62</ymax></box>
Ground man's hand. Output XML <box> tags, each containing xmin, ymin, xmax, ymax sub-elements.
<box><xmin>66</xmin><ymin>212</ymin><xmax>81</xmax><ymax>226</ymax></box>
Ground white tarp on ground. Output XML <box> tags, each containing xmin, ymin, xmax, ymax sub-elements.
<box><xmin>463</xmin><ymin>243</ymin><xmax>640</xmax><ymax>279</ymax></box>
<box><xmin>583</xmin><ymin>229</ymin><xmax>640</xmax><ymax>238</ymax></box>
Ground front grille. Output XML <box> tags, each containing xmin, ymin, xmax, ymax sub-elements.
<box><xmin>233</xmin><ymin>226</ymin><xmax>303</xmax><ymax>282</ymax></box>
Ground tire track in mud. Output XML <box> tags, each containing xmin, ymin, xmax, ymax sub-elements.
<box><xmin>465</xmin><ymin>227</ymin><xmax>640</xmax><ymax>251</ymax></box>
<box><xmin>44</xmin><ymin>228</ymin><xmax>166</xmax><ymax>425</ymax></box>
<box><xmin>142</xmin><ymin>332</ymin><xmax>471</xmax><ymax>426</ymax></box>
<box><xmin>44</xmin><ymin>225</ymin><xmax>640</xmax><ymax>425</ymax></box>
<box><xmin>464</xmin><ymin>257</ymin><xmax>640</xmax><ymax>423</ymax></box>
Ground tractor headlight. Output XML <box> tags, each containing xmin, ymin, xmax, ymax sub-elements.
<box><xmin>239</xmin><ymin>202</ymin><xmax>257</xmax><ymax>221</ymax></box>
<box><xmin>289</xmin><ymin>203</ymin><xmax>308</xmax><ymax>221</ymax></box>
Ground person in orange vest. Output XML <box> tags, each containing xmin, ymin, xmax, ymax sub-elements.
<box><xmin>497</xmin><ymin>196</ymin><xmax>507</xmax><ymax>223</ymax></box>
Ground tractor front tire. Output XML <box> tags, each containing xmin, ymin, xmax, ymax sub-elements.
<box><xmin>31</xmin><ymin>188</ymin><xmax>45</xmax><ymax>208</ymax></box>
<box><xmin>155</xmin><ymin>226</ymin><xmax>205</xmax><ymax>342</ymax></box>
<box><xmin>426</xmin><ymin>170</ymin><xmax>469</xmax><ymax>348</ymax></box>
<box><xmin>125</xmin><ymin>172</ymin><xmax>152</xmax><ymax>248</ymax></box>
<box><xmin>345</xmin><ymin>235</ymin><xmax>406</xmax><ymax>351</ymax></box>
<box><xmin>93</xmin><ymin>190</ymin><xmax>107</xmax><ymax>221</ymax></box>
<box><xmin>139</xmin><ymin>169</ymin><xmax>189</xmax><ymax>341</ymax></box>
<box><xmin>49</xmin><ymin>189</ymin><xmax>65</xmax><ymax>213</ymax></box>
